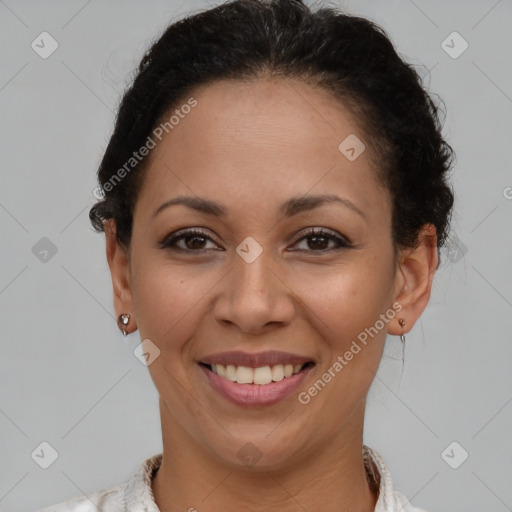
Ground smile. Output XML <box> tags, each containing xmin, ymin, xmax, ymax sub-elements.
<box><xmin>197</xmin><ymin>351</ymin><xmax>316</xmax><ymax>407</ymax></box>
<box><xmin>200</xmin><ymin>362</ymin><xmax>314</xmax><ymax>385</ymax></box>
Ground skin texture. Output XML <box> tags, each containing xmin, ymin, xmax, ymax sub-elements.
<box><xmin>104</xmin><ymin>77</ymin><xmax>438</xmax><ymax>511</ymax></box>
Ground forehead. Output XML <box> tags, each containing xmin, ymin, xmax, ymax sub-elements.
<box><xmin>134</xmin><ymin>77</ymin><xmax>390</xmax><ymax>223</ymax></box>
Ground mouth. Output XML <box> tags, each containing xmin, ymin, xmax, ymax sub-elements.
<box><xmin>199</xmin><ymin>361</ymin><xmax>315</xmax><ymax>385</ymax></box>
<box><xmin>197</xmin><ymin>353</ymin><xmax>316</xmax><ymax>407</ymax></box>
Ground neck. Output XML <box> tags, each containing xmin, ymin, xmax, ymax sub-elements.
<box><xmin>151</xmin><ymin>402</ymin><xmax>378</xmax><ymax>512</ymax></box>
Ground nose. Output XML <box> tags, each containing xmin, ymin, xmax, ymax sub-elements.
<box><xmin>213</xmin><ymin>246</ymin><xmax>295</xmax><ymax>335</ymax></box>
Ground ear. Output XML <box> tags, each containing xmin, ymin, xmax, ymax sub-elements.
<box><xmin>388</xmin><ymin>223</ymin><xmax>438</xmax><ymax>336</ymax></box>
<box><xmin>104</xmin><ymin>219</ymin><xmax>137</xmax><ymax>334</ymax></box>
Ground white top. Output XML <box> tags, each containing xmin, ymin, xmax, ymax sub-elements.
<box><xmin>35</xmin><ymin>445</ymin><xmax>428</xmax><ymax>511</ymax></box>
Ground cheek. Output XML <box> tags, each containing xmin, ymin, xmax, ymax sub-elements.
<box><xmin>131</xmin><ymin>265</ymin><xmax>207</xmax><ymax>398</ymax></box>
<box><xmin>292</xmin><ymin>268</ymin><xmax>391</xmax><ymax>424</ymax></box>
<box><xmin>289</xmin><ymin>261</ymin><xmax>393</xmax><ymax>345</ymax></box>
<box><xmin>131</xmin><ymin>259</ymin><xmax>219</xmax><ymax>348</ymax></box>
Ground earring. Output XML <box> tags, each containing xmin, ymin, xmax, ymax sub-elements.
<box><xmin>397</xmin><ymin>318</ymin><xmax>407</xmax><ymax>382</ymax></box>
<box><xmin>118</xmin><ymin>313</ymin><xmax>131</xmax><ymax>336</ymax></box>
<box><xmin>398</xmin><ymin>318</ymin><xmax>406</xmax><ymax>345</ymax></box>
<box><xmin>398</xmin><ymin>317</ymin><xmax>406</xmax><ymax>365</ymax></box>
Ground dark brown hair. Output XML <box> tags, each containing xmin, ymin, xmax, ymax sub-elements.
<box><xmin>89</xmin><ymin>0</ymin><xmax>455</xmax><ymax>266</ymax></box>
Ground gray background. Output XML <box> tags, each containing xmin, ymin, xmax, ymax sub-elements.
<box><xmin>1</xmin><ymin>0</ymin><xmax>511</xmax><ymax>510</ymax></box>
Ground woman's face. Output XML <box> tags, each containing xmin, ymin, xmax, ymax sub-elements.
<box><xmin>108</xmin><ymin>77</ymin><xmax>427</xmax><ymax>469</ymax></box>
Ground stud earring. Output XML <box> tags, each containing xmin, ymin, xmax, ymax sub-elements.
<box><xmin>118</xmin><ymin>313</ymin><xmax>131</xmax><ymax>336</ymax></box>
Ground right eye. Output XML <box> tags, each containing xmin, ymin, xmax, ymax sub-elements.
<box><xmin>159</xmin><ymin>228</ymin><xmax>222</xmax><ymax>253</ymax></box>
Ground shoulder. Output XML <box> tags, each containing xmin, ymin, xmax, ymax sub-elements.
<box><xmin>391</xmin><ymin>489</ymin><xmax>430</xmax><ymax>512</ymax></box>
<box><xmin>34</xmin><ymin>481</ymin><xmax>127</xmax><ymax>512</ymax></box>
<box><xmin>34</xmin><ymin>453</ymin><xmax>163</xmax><ymax>512</ymax></box>
<box><xmin>364</xmin><ymin>445</ymin><xmax>432</xmax><ymax>512</ymax></box>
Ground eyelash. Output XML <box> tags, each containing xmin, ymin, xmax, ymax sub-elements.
<box><xmin>159</xmin><ymin>227</ymin><xmax>351</xmax><ymax>254</ymax></box>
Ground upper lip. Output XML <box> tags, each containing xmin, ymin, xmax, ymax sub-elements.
<box><xmin>199</xmin><ymin>350</ymin><xmax>315</xmax><ymax>368</ymax></box>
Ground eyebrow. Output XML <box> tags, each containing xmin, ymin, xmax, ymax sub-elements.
<box><xmin>152</xmin><ymin>193</ymin><xmax>367</xmax><ymax>221</ymax></box>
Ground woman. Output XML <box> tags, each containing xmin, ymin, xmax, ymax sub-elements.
<box><xmin>38</xmin><ymin>0</ymin><xmax>454</xmax><ymax>510</ymax></box>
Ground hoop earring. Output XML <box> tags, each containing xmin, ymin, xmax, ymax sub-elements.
<box><xmin>118</xmin><ymin>313</ymin><xmax>131</xmax><ymax>336</ymax></box>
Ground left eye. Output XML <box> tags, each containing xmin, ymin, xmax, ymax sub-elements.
<box><xmin>159</xmin><ymin>228</ymin><xmax>350</xmax><ymax>253</ymax></box>
<box><xmin>291</xmin><ymin>228</ymin><xmax>351</xmax><ymax>252</ymax></box>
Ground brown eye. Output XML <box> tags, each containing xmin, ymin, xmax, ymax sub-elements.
<box><xmin>159</xmin><ymin>227</ymin><xmax>351</xmax><ymax>254</ymax></box>
<box><xmin>160</xmin><ymin>229</ymin><xmax>220</xmax><ymax>252</ymax></box>
<box><xmin>290</xmin><ymin>228</ymin><xmax>351</xmax><ymax>253</ymax></box>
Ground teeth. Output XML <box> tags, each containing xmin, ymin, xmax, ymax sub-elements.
<box><xmin>226</xmin><ymin>364</ymin><xmax>236</xmax><ymax>381</ymax></box>
<box><xmin>271</xmin><ymin>364</ymin><xmax>284</xmax><ymax>382</ymax></box>
<box><xmin>253</xmin><ymin>366</ymin><xmax>272</xmax><ymax>385</ymax></box>
<box><xmin>209</xmin><ymin>363</ymin><xmax>306</xmax><ymax>385</ymax></box>
<box><xmin>236</xmin><ymin>366</ymin><xmax>254</xmax><ymax>384</ymax></box>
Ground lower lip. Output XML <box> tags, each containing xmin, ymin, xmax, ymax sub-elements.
<box><xmin>199</xmin><ymin>364</ymin><xmax>314</xmax><ymax>407</ymax></box>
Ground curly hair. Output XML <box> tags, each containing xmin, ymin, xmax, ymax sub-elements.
<box><xmin>89</xmin><ymin>0</ymin><xmax>455</xmax><ymax>267</ymax></box>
